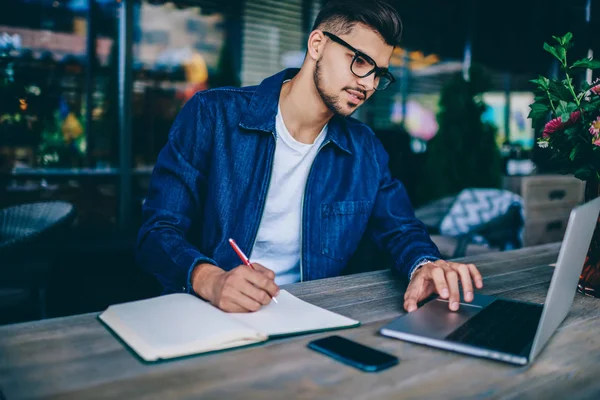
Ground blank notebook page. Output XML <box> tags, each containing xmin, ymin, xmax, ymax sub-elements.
<box><xmin>100</xmin><ymin>293</ymin><xmax>264</xmax><ymax>360</ymax></box>
<box><xmin>230</xmin><ymin>290</ymin><xmax>359</xmax><ymax>337</ymax></box>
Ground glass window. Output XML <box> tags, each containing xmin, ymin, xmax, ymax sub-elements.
<box><xmin>0</xmin><ymin>0</ymin><xmax>119</xmax><ymax>229</ymax></box>
<box><xmin>0</xmin><ymin>0</ymin><xmax>119</xmax><ymax>170</ymax></box>
<box><xmin>131</xmin><ymin>0</ymin><xmax>228</xmax><ymax>167</ymax></box>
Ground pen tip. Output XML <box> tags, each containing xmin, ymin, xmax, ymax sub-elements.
<box><xmin>272</xmin><ymin>297</ymin><xmax>278</xmax><ymax>304</ymax></box>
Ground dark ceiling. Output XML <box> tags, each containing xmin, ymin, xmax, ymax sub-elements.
<box><xmin>390</xmin><ymin>0</ymin><xmax>600</xmax><ymax>75</ymax></box>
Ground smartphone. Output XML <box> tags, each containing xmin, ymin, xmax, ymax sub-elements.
<box><xmin>307</xmin><ymin>335</ymin><xmax>399</xmax><ymax>372</ymax></box>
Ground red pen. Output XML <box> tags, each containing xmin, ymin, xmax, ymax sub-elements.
<box><xmin>228</xmin><ymin>238</ymin><xmax>278</xmax><ymax>303</ymax></box>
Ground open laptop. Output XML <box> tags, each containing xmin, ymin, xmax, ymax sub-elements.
<box><xmin>380</xmin><ymin>196</ymin><xmax>600</xmax><ymax>366</ymax></box>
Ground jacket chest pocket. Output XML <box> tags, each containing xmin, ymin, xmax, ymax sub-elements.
<box><xmin>320</xmin><ymin>201</ymin><xmax>372</xmax><ymax>261</ymax></box>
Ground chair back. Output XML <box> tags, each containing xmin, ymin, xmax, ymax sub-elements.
<box><xmin>0</xmin><ymin>201</ymin><xmax>76</xmax><ymax>285</ymax></box>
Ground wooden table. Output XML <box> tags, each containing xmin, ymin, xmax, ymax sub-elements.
<box><xmin>2</xmin><ymin>242</ymin><xmax>599</xmax><ymax>399</ymax></box>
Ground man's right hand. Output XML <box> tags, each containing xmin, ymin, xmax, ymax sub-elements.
<box><xmin>191</xmin><ymin>263</ymin><xmax>280</xmax><ymax>313</ymax></box>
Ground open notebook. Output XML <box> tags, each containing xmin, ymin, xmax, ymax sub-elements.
<box><xmin>99</xmin><ymin>290</ymin><xmax>360</xmax><ymax>362</ymax></box>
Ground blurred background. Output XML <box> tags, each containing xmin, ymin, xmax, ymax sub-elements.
<box><xmin>1</xmin><ymin>0</ymin><xmax>598</xmax><ymax>324</ymax></box>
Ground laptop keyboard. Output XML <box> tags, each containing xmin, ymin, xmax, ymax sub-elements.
<box><xmin>445</xmin><ymin>299</ymin><xmax>543</xmax><ymax>355</ymax></box>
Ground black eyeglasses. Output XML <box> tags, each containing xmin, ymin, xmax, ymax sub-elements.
<box><xmin>322</xmin><ymin>31</ymin><xmax>396</xmax><ymax>91</ymax></box>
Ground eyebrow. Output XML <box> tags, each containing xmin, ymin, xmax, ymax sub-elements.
<box><xmin>355</xmin><ymin>48</ymin><xmax>391</xmax><ymax>70</ymax></box>
<box><xmin>330</xmin><ymin>34</ymin><xmax>391</xmax><ymax>70</ymax></box>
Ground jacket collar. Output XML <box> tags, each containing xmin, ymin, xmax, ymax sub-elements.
<box><xmin>239</xmin><ymin>68</ymin><xmax>352</xmax><ymax>155</ymax></box>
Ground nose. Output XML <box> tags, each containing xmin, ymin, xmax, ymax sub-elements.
<box><xmin>356</xmin><ymin>74</ymin><xmax>376</xmax><ymax>91</ymax></box>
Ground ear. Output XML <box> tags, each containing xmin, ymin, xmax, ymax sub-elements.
<box><xmin>307</xmin><ymin>30</ymin><xmax>326</xmax><ymax>61</ymax></box>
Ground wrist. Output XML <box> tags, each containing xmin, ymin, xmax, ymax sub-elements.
<box><xmin>410</xmin><ymin>259</ymin><xmax>436</xmax><ymax>280</ymax></box>
<box><xmin>191</xmin><ymin>263</ymin><xmax>222</xmax><ymax>300</ymax></box>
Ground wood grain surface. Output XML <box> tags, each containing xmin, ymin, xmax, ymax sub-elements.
<box><xmin>2</xmin><ymin>242</ymin><xmax>598</xmax><ymax>400</ymax></box>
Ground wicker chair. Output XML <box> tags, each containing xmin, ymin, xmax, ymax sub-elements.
<box><xmin>0</xmin><ymin>201</ymin><xmax>76</xmax><ymax>320</ymax></box>
<box><xmin>416</xmin><ymin>196</ymin><xmax>524</xmax><ymax>259</ymax></box>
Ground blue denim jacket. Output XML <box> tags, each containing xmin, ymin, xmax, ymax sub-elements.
<box><xmin>137</xmin><ymin>68</ymin><xmax>441</xmax><ymax>294</ymax></box>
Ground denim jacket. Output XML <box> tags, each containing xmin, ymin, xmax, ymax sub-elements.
<box><xmin>136</xmin><ymin>68</ymin><xmax>441</xmax><ymax>294</ymax></box>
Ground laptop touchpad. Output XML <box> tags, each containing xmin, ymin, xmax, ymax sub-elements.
<box><xmin>394</xmin><ymin>299</ymin><xmax>483</xmax><ymax>339</ymax></box>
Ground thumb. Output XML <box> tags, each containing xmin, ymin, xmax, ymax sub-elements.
<box><xmin>404</xmin><ymin>276</ymin><xmax>425</xmax><ymax>312</ymax></box>
<box><xmin>404</xmin><ymin>277</ymin><xmax>436</xmax><ymax>312</ymax></box>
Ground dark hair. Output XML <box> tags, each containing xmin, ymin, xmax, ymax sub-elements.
<box><xmin>311</xmin><ymin>0</ymin><xmax>403</xmax><ymax>46</ymax></box>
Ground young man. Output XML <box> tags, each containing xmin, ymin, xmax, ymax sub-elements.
<box><xmin>137</xmin><ymin>0</ymin><xmax>483</xmax><ymax>314</ymax></box>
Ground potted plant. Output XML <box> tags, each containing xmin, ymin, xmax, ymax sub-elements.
<box><xmin>529</xmin><ymin>32</ymin><xmax>600</xmax><ymax>297</ymax></box>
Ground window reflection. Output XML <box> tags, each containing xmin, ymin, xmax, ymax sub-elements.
<box><xmin>0</xmin><ymin>0</ymin><xmax>117</xmax><ymax>169</ymax></box>
<box><xmin>0</xmin><ymin>0</ymin><xmax>119</xmax><ymax>228</ymax></box>
<box><xmin>132</xmin><ymin>1</ymin><xmax>228</xmax><ymax>167</ymax></box>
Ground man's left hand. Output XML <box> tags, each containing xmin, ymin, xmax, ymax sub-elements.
<box><xmin>404</xmin><ymin>260</ymin><xmax>484</xmax><ymax>313</ymax></box>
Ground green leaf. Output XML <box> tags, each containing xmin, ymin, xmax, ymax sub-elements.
<box><xmin>571</xmin><ymin>58</ymin><xmax>600</xmax><ymax>70</ymax></box>
<box><xmin>533</xmin><ymin>95</ymin><xmax>550</xmax><ymax>107</ymax></box>
<box><xmin>570</xmin><ymin>147</ymin><xmax>578</xmax><ymax>161</ymax></box>
<box><xmin>569</xmin><ymin>143</ymin><xmax>587</xmax><ymax>162</ymax></box>
<box><xmin>552</xmin><ymin>32</ymin><xmax>574</xmax><ymax>47</ymax></box>
<box><xmin>555</xmin><ymin>100</ymin><xmax>578</xmax><ymax>122</ymax></box>
<box><xmin>586</xmin><ymin>96</ymin><xmax>600</xmax><ymax>110</ymax></box>
<box><xmin>557</xmin><ymin>46</ymin><xmax>567</xmax><ymax>64</ymax></box>
<box><xmin>528</xmin><ymin>102</ymin><xmax>550</xmax><ymax>115</ymax></box>
<box><xmin>548</xmin><ymin>80</ymin><xmax>574</xmax><ymax>102</ymax></box>
<box><xmin>543</xmin><ymin>42</ymin><xmax>561</xmax><ymax>61</ymax></box>
<box><xmin>528</xmin><ymin>102</ymin><xmax>550</xmax><ymax>125</ymax></box>
<box><xmin>575</xmin><ymin>167</ymin><xmax>592</xmax><ymax>181</ymax></box>
<box><xmin>564</xmin><ymin>125</ymin><xmax>580</xmax><ymax>139</ymax></box>
<box><xmin>529</xmin><ymin>75</ymin><xmax>550</xmax><ymax>90</ymax></box>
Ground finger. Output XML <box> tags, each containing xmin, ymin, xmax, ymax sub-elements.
<box><xmin>223</xmin><ymin>288</ymin><xmax>262</xmax><ymax>312</ymax></box>
<box><xmin>238</xmin><ymin>279</ymin><xmax>272</xmax><ymax>306</ymax></box>
<box><xmin>467</xmin><ymin>264</ymin><xmax>484</xmax><ymax>288</ymax></box>
<box><xmin>431</xmin><ymin>267</ymin><xmax>449</xmax><ymax>299</ymax></box>
<box><xmin>445</xmin><ymin>269</ymin><xmax>460</xmax><ymax>311</ymax></box>
<box><xmin>403</xmin><ymin>275</ymin><xmax>425</xmax><ymax>312</ymax></box>
<box><xmin>243</xmin><ymin>268</ymin><xmax>280</xmax><ymax>297</ymax></box>
<box><xmin>251</xmin><ymin>263</ymin><xmax>276</xmax><ymax>281</ymax></box>
<box><xmin>454</xmin><ymin>263</ymin><xmax>474</xmax><ymax>302</ymax></box>
<box><xmin>218</xmin><ymin>299</ymin><xmax>249</xmax><ymax>313</ymax></box>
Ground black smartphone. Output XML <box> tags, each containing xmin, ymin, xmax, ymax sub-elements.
<box><xmin>307</xmin><ymin>335</ymin><xmax>399</xmax><ymax>372</ymax></box>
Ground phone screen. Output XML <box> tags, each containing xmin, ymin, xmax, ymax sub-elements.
<box><xmin>308</xmin><ymin>335</ymin><xmax>398</xmax><ymax>371</ymax></box>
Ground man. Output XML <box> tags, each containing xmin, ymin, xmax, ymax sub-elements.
<box><xmin>137</xmin><ymin>0</ymin><xmax>483</xmax><ymax>314</ymax></box>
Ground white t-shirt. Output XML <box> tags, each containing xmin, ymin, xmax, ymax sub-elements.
<box><xmin>249</xmin><ymin>105</ymin><xmax>328</xmax><ymax>285</ymax></box>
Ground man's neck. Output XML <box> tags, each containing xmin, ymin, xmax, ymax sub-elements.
<box><xmin>279</xmin><ymin>68</ymin><xmax>333</xmax><ymax>144</ymax></box>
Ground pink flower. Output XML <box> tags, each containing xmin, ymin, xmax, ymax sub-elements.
<box><xmin>543</xmin><ymin>117</ymin><xmax>564</xmax><ymax>137</ymax></box>
<box><xmin>592</xmin><ymin>85</ymin><xmax>600</xmax><ymax>96</ymax></box>
<box><xmin>594</xmin><ymin>138</ymin><xmax>600</xmax><ymax>147</ymax></box>
<box><xmin>590</xmin><ymin>117</ymin><xmax>600</xmax><ymax>136</ymax></box>
<box><xmin>566</xmin><ymin>110</ymin><xmax>581</xmax><ymax>126</ymax></box>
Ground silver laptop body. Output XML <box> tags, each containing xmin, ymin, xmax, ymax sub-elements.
<box><xmin>380</xmin><ymin>196</ymin><xmax>600</xmax><ymax>365</ymax></box>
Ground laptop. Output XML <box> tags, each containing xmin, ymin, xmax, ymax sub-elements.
<box><xmin>380</xmin><ymin>196</ymin><xmax>600</xmax><ymax>366</ymax></box>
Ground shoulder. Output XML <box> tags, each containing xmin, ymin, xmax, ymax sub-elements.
<box><xmin>191</xmin><ymin>85</ymin><xmax>257</xmax><ymax>107</ymax></box>
<box><xmin>175</xmin><ymin>85</ymin><xmax>258</xmax><ymax>128</ymax></box>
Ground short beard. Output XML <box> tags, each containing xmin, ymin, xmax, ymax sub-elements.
<box><xmin>313</xmin><ymin>59</ymin><xmax>353</xmax><ymax>117</ymax></box>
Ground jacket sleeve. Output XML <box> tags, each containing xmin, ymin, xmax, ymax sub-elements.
<box><xmin>136</xmin><ymin>93</ymin><xmax>218</xmax><ymax>294</ymax></box>
<box><xmin>366</xmin><ymin>137</ymin><xmax>442</xmax><ymax>280</ymax></box>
